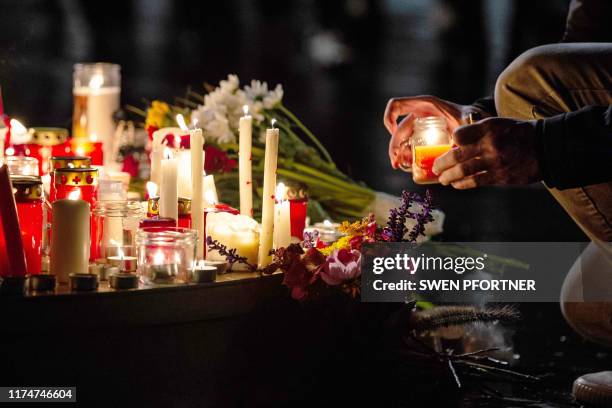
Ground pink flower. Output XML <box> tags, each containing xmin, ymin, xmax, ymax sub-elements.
<box><xmin>321</xmin><ymin>249</ymin><xmax>361</xmax><ymax>286</ymax></box>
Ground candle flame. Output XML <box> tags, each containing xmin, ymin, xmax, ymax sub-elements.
<box><xmin>323</xmin><ymin>219</ymin><xmax>332</xmax><ymax>227</ymax></box>
<box><xmin>75</xmin><ymin>145</ymin><xmax>86</xmax><ymax>157</ymax></box>
<box><xmin>89</xmin><ymin>73</ymin><xmax>104</xmax><ymax>89</ymax></box>
<box><xmin>9</xmin><ymin>119</ymin><xmax>27</xmax><ymax>134</ymax></box>
<box><xmin>275</xmin><ymin>182</ymin><xmax>287</xmax><ymax>201</ymax></box>
<box><xmin>153</xmin><ymin>250</ymin><xmax>164</xmax><ymax>265</ymax></box>
<box><xmin>271</xmin><ymin>118</ymin><xmax>277</xmax><ymax>129</ymax></box>
<box><xmin>68</xmin><ymin>189</ymin><xmax>81</xmax><ymax>201</ymax></box>
<box><xmin>163</xmin><ymin>147</ymin><xmax>173</xmax><ymax>159</ymax></box>
<box><xmin>243</xmin><ymin>105</ymin><xmax>249</xmax><ymax>115</ymax></box>
<box><xmin>117</xmin><ymin>246</ymin><xmax>125</xmax><ymax>260</ymax></box>
<box><xmin>204</xmin><ymin>189</ymin><xmax>217</xmax><ymax>205</ymax></box>
<box><xmin>176</xmin><ymin>114</ymin><xmax>189</xmax><ymax>131</ymax></box>
<box><xmin>146</xmin><ymin>181</ymin><xmax>159</xmax><ymax>198</ymax></box>
<box><xmin>90</xmin><ymin>133</ymin><xmax>98</xmax><ymax>142</ymax></box>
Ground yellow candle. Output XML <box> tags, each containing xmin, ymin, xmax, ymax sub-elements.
<box><xmin>206</xmin><ymin>212</ymin><xmax>260</xmax><ymax>271</ymax></box>
<box><xmin>50</xmin><ymin>192</ymin><xmax>90</xmax><ymax>283</ymax></box>
<box><xmin>239</xmin><ymin>105</ymin><xmax>253</xmax><ymax>217</ymax></box>
<box><xmin>258</xmin><ymin>125</ymin><xmax>279</xmax><ymax>268</ymax></box>
<box><xmin>160</xmin><ymin>157</ymin><xmax>178</xmax><ymax>221</ymax></box>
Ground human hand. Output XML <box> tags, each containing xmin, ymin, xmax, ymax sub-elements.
<box><xmin>432</xmin><ymin>117</ymin><xmax>541</xmax><ymax>189</ymax></box>
<box><xmin>383</xmin><ymin>95</ymin><xmax>489</xmax><ymax>170</ymax></box>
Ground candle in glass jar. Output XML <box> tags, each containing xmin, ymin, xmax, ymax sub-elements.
<box><xmin>257</xmin><ymin>123</ymin><xmax>279</xmax><ymax>268</ymax></box>
<box><xmin>411</xmin><ymin>117</ymin><xmax>452</xmax><ymax>185</ymax></box>
<box><xmin>273</xmin><ymin>183</ymin><xmax>291</xmax><ymax>249</ymax></box>
<box><xmin>11</xmin><ymin>175</ymin><xmax>44</xmax><ymax>275</ymax></box>
<box><xmin>0</xmin><ymin>165</ymin><xmax>28</xmax><ymax>278</ymax></box>
<box><xmin>206</xmin><ymin>212</ymin><xmax>260</xmax><ymax>271</ymax></box>
<box><xmin>239</xmin><ymin>105</ymin><xmax>253</xmax><ymax>217</ymax></box>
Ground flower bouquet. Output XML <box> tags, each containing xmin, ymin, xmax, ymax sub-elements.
<box><xmin>129</xmin><ymin>75</ymin><xmax>419</xmax><ymax>223</ymax></box>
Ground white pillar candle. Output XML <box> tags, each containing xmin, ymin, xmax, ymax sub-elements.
<box><xmin>176</xmin><ymin>150</ymin><xmax>192</xmax><ymax>198</ymax></box>
<box><xmin>257</xmin><ymin>125</ymin><xmax>279</xmax><ymax>268</ymax></box>
<box><xmin>203</xmin><ymin>174</ymin><xmax>219</xmax><ymax>207</ymax></box>
<box><xmin>206</xmin><ymin>212</ymin><xmax>260</xmax><ymax>271</ymax></box>
<box><xmin>159</xmin><ymin>157</ymin><xmax>178</xmax><ymax>222</ymax></box>
<box><xmin>273</xmin><ymin>183</ymin><xmax>291</xmax><ymax>249</ymax></box>
<box><xmin>50</xmin><ymin>192</ymin><xmax>90</xmax><ymax>283</ymax></box>
<box><xmin>190</xmin><ymin>128</ymin><xmax>205</xmax><ymax>259</ymax></box>
<box><xmin>151</xmin><ymin>127</ymin><xmax>183</xmax><ymax>187</ymax></box>
<box><xmin>239</xmin><ymin>106</ymin><xmax>253</xmax><ymax>217</ymax></box>
<box><xmin>73</xmin><ymin>85</ymin><xmax>120</xmax><ymax>167</ymax></box>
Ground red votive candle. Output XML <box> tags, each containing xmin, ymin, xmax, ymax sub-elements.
<box><xmin>289</xmin><ymin>198</ymin><xmax>308</xmax><ymax>239</ymax></box>
<box><xmin>0</xmin><ymin>165</ymin><xmax>27</xmax><ymax>277</ymax></box>
<box><xmin>53</xmin><ymin>167</ymin><xmax>98</xmax><ymax>206</ymax></box>
<box><xmin>25</xmin><ymin>128</ymin><xmax>70</xmax><ymax>175</ymax></box>
<box><xmin>70</xmin><ymin>139</ymin><xmax>104</xmax><ymax>166</ymax></box>
<box><xmin>49</xmin><ymin>156</ymin><xmax>91</xmax><ymax>202</ymax></box>
<box><xmin>178</xmin><ymin>198</ymin><xmax>192</xmax><ymax>229</ymax></box>
<box><xmin>139</xmin><ymin>217</ymin><xmax>176</xmax><ymax>230</ymax></box>
<box><xmin>11</xmin><ymin>175</ymin><xmax>44</xmax><ymax>275</ymax></box>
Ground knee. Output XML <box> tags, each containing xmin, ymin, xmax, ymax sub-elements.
<box><xmin>495</xmin><ymin>44</ymin><xmax>561</xmax><ymax>117</ymax></box>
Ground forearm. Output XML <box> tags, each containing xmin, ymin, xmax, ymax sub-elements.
<box><xmin>535</xmin><ymin>105</ymin><xmax>612</xmax><ymax>189</ymax></box>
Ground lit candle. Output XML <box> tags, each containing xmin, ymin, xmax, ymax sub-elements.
<box><xmin>203</xmin><ymin>174</ymin><xmax>219</xmax><ymax>207</ymax></box>
<box><xmin>107</xmin><ymin>246</ymin><xmax>137</xmax><ymax>272</ymax></box>
<box><xmin>160</xmin><ymin>155</ymin><xmax>178</xmax><ymax>222</ymax></box>
<box><xmin>273</xmin><ymin>183</ymin><xmax>291</xmax><ymax>249</ymax></box>
<box><xmin>206</xmin><ymin>212</ymin><xmax>260</xmax><ymax>271</ymax></box>
<box><xmin>239</xmin><ymin>105</ymin><xmax>253</xmax><ymax>217</ymax></box>
<box><xmin>50</xmin><ymin>190</ymin><xmax>90</xmax><ymax>283</ymax></box>
<box><xmin>412</xmin><ymin>117</ymin><xmax>452</xmax><ymax>184</ymax></box>
<box><xmin>0</xmin><ymin>165</ymin><xmax>27</xmax><ymax>277</ymax></box>
<box><xmin>190</xmin><ymin>128</ymin><xmax>205</xmax><ymax>259</ymax></box>
<box><xmin>151</xmin><ymin>127</ymin><xmax>183</xmax><ymax>187</ymax></box>
<box><xmin>257</xmin><ymin>122</ymin><xmax>279</xmax><ymax>268</ymax></box>
<box><xmin>146</xmin><ymin>249</ymin><xmax>179</xmax><ymax>284</ymax></box>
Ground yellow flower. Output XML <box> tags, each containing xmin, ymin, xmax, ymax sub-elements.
<box><xmin>318</xmin><ymin>235</ymin><xmax>353</xmax><ymax>257</ymax></box>
<box><xmin>145</xmin><ymin>100</ymin><xmax>171</xmax><ymax>129</ymax></box>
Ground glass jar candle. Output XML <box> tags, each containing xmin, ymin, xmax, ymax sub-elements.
<box><xmin>49</xmin><ymin>156</ymin><xmax>91</xmax><ymax>202</ymax></box>
<box><xmin>178</xmin><ymin>197</ymin><xmax>192</xmax><ymax>229</ymax></box>
<box><xmin>53</xmin><ymin>167</ymin><xmax>98</xmax><ymax>206</ymax></box>
<box><xmin>26</xmin><ymin>128</ymin><xmax>69</xmax><ymax>175</ymax></box>
<box><xmin>139</xmin><ymin>217</ymin><xmax>176</xmax><ymax>230</ymax></box>
<box><xmin>92</xmin><ymin>201</ymin><xmax>144</xmax><ymax>260</ymax></box>
<box><xmin>72</xmin><ymin>63</ymin><xmax>121</xmax><ymax>168</ymax></box>
<box><xmin>136</xmin><ymin>227</ymin><xmax>197</xmax><ymax>285</ymax></box>
<box><xmin>5</xmin><ymin>156</ymin><xmax>39</xmax><ymax>176</ymax></box>
<box><xmin>412</xmin><ymin>117</ymin><xmax>452</xmax><ymax>184</ymax></box>
<box><xmin>284</xmin><ymin>182</ymin><xmax>309</xmax><ymax>239</ymax></box>
<box><xmin>11</xmin><ymin>175</ymin><xmax>44</xmax><ymax>274</ymax></box>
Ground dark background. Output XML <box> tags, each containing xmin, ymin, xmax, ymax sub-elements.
<box><xmin>0</xmin><ymin>0</ymin><xmax>584</xmax><ymax>242</ymax></box>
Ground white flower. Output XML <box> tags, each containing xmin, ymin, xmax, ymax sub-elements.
<box><xmin>244</xmin><ymin>80</ymin><xmax>284</xmax><ymax>109</ymax></box>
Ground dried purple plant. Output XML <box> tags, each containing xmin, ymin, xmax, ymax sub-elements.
<box><xmin>205</xmin><ymin>236</ymin><xmax>257</xmax><ymax>271</ymax></box>
<box><xmin>383</xmin><ymin>190</ymin><xmax>434</xmax><ymax>242</ymax></box>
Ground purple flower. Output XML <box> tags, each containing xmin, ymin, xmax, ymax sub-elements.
<box><xmin>383</xmin><ymin>190</ymin><xmax>434</xmax><ymax>243</ymax></box>
<box><xmin>321</xmin><ymin>249</ymin><xmax>361</xmax><ymax>286</ymax></box>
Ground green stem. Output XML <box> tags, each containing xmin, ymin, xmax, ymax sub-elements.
<box><xmin>277</xmin><ymin>104</ymin><xmax>335</xmax><ymax>166</ymax></box>
<box><xmin>125</xmin><ymin>105</ymin><xmax>147</xmax><ymax>117</ymax></box>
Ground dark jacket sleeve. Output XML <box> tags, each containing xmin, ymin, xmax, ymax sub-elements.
<box><xmin>535</xmin><ymin>105</ymin><xmax>612</xmax><ymax>189</ymax></box>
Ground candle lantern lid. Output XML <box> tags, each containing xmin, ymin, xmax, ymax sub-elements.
<box><xmin>28</xmin><ymin>128</ymin><xmax>68</xmax><ymax>147</ymax></box>
<box><xmin>281</xmin><ymin>181</ymin><xmax>309</xmax><ymax>200</ymax></box>
<box><xmin>54</xmin><ymin>167</ymin><xmax>99</xmax><ymax>186</ymax></box>
<box><xmin>178</xmin><ymin>197</ymin><xmax>191</xmax><ymax>215</ymax></box>
<box><xmin>10</xmin><ymin>175</ymin><xmax>43</xmax><ymax>201</ymax></box>
<box><xmin>50</xmin><ymin>156</ymin><xmax>91</xmax><ymax>170</ymax></box>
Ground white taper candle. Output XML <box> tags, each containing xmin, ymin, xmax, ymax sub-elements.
<box><xmin>257</xmin><ymin>126</ymin><xmax>279</xmax><ymax>268</ymax></box>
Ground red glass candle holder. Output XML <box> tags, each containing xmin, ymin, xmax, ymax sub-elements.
<box><xmin>289</xmin><ymin>198</ymin><xmax>308</xmax><ymax>239</ymax></box>
<box><xmin>178</xmin><ymin>197</ymin><xmax>192</xmax><ymax>229</ymax></box>
<box><xmin>70</xmin><ymin>139</ymin><xmax>104</xmax><ymax>166</ymax></box>
<box><xmin>139</xmin><ymin>217</ymin><xmax>176</xmax><ymax>230</ymax></box>
<box><xmin>11</xmin><ymin>175</ymin><xmax>44</xmax><ymax>274</ymax></box>
<box><xmin>25</xmin><ymin>128</ymin><xmax>70</xmax><ymax>175</ymax></box>
<box><xmin>49</xmin><ymin>156</ymin><xmax>91</xmax><ymax>202</ymax></box>
<box><xmin>53</xmin><ymin>167</ymin><xmax>98</xmax><ymax>206</ymax></box>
